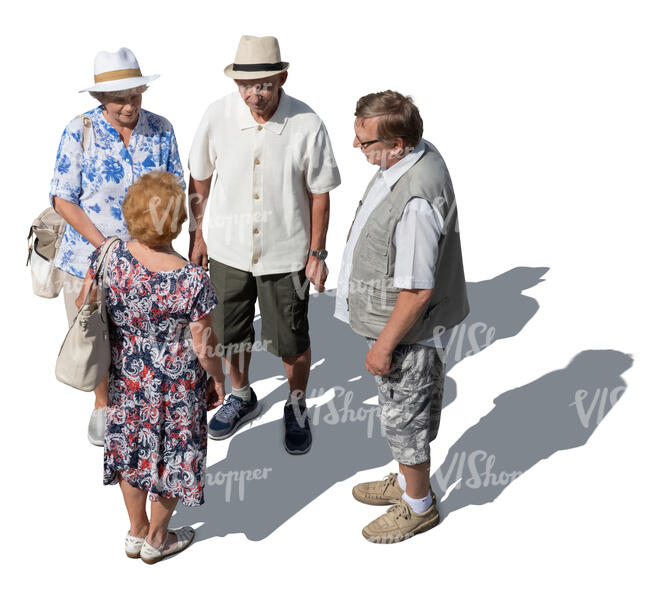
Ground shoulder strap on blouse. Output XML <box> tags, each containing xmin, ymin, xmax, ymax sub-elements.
<box><xmin>78</xmin><ymin>114</ymin><xmax>92</xmax><ymax>151</ymax></box>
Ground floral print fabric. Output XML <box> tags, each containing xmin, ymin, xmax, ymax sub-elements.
<box><xmin>88</xmin><ymin>239</ymin><xmax>217</xmax><ymax>506</ymax></box>
<box><xmin>50</xmin><ymin>107</ymin><xmax>185</xmax><ymax>277</ymax></box>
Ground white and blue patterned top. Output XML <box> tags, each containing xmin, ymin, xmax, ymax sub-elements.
<box><xmin>49</xmin><ymin>106</ymin><xmax>185</xmax><ymax>277</ymax></box>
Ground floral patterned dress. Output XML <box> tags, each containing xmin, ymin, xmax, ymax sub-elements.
<box><xmin>88</xmin><ymin>239</ymin><xmax>218</xmax><ymax>507</ymax></box>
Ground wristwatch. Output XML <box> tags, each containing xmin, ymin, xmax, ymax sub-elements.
<box><xmin>309</xmin><ymin>249</ymin><xmax>328</xmax><ymax>260</ymax></box>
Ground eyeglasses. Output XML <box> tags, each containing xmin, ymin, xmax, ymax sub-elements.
<box><xmin>355</xmin><ymin>134</ymin><xmax>383</xmax><ymax>149</ymax></box>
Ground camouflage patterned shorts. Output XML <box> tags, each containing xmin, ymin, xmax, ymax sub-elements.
<box><xmin>367</xmin><ymin>339</ymin><xmax>446</xmax><ymax>466</ymax></box>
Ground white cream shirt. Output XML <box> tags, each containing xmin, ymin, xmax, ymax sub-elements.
<box><xmin>189</xmin><ymin>91</ymin><xmax>341</xmax><ymax>275</ymax></box>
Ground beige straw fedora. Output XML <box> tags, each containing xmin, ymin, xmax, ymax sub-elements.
<box><xmin>224</xmin><ymin>35</ymin><xmax>289</xmax><ymax>80</ymax></box>
<box><xmin>79</xmin><ymin>47</ymin><xmax>159</xmax><ymax>93</ymax></box>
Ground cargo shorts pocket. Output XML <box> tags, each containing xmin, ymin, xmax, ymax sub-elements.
<box><xmin>289</xmin><ymin>274</ymin><xmax>309</xmax><ymax>332</ymax></box>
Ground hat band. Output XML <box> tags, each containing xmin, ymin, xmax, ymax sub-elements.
<box><xmin>94</xmin><ymin>67</ymin><xmax>143</xmax><ymax>83</ymax></box>
<box><xmin>232</xmin><ymin>62</ymin><xmax>284</xmax><ymax>72</ymax></box>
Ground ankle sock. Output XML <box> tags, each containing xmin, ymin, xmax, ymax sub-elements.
<box><xmin>232</xmin><ymin>384</ymin><xmax>251</xmax><ymax>402</ymax></box>
<box><xmin>397</xmin><ymin>472</ymin><xmax>407</xmax><ymax>491</ymax></box>
<box><xmin>402</xmin><ymin>490</ymin><xmax>433</xmax><ymax>514</ymax></box>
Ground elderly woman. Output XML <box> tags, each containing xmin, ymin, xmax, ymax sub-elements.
<box><xmin>77</xmin><ymin>171</ymin><xmax>226</xmax><ymax>563</ymax></box>
<box><xmin>49</xmin><ymin>47</ymin><xmax>185</xmax><ymax>446</ymax></box>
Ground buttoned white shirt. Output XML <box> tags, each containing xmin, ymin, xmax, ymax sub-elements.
<box><xmin>189</xmin><ymin>91</ymin><xmax>341</xmax><ymax>275</ymax></box>
<box><xmin>335</xmin><ymin>140</ymin><xmax>449</xmax><ymax>347</ymax></box>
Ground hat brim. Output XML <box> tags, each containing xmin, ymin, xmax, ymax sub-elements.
<box><xmin>79</xmin><ymin>74</ymin><xmax>159</xmax><ymax>93</ymax></box>
<box><xmin>223</xmin><ymin>62</ymin><xmax>289</xmax><ymax>80</ymax></box>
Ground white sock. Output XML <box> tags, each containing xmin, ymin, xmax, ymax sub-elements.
<box><xmin>397</xmin><ymin>472</ymin><xmax>407</xmax><ymax>491</ymax></box>
<box><xmin>232</xmin><ymin>384</ymin><xmax>251</xmax><ymax>402</ymax></box>
<box><xmin>402</xmin><ymin>491</ymin><xmax>433</xmax><ymax>514</ymax></box>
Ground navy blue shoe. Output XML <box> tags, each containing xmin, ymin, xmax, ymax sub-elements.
<box><xmin>283</xmin><ymin>402</ymin><xmax>312</xmax><ymax>455</ymax></box>
<box><xmin>208</xmin><ymin>389</ymin><xmax>261</xmax><ymax>440</ymax></box>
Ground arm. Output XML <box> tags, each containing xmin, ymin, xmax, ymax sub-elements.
<box><xmin>365</xmin><ymin>198</ymin><xmax>441</xmax><ymax>375</ymax></box>
<box><xmin>74</xmin><ymin>266</ymin><xmax>99</xmax><ymax>309</ymax></box>
<box><xmin>50</xmin><ymin>119</ymin><xmax>105</xmax><ymax>248</ymax></box>
<box><xmin>305</xmin><ymin>191</ymin><xmax>330</xmax><ymax>292</ymax></box>
<box><xmin>365</xmin><ymin>288</ymin><xmax>434</xmax><ymax>376</ymax></box>
<box><xmin>189</xmin><ymin>314</ymin><xmax>226</xmax><ymax>408</ymax></box>
<box><xmin>188</xmin><ymin>175</ymin><xmax>212</xmax><ymax>269</ymax></box>
<box><xmin>53</xmin><ymin>197</ymin><xmax>105</xmax><ymax>248</ymax></box>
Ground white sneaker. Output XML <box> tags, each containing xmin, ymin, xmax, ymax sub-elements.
<box><xmin>87</xmin><ymin>407</ymin><xmax>106</xmax><ymax>447</ymax></box>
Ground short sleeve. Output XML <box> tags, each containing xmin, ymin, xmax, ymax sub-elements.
<box><xmin>304</xmin><ymin>121</ymin><xmax>341</xmax><ymax>194</ymax></box>
<box><xmin>87</xmin><ymin>237</ymin><xmax>112</xmax><ymax>279</ymax></box>
<box><xmin>166</xmin><ymin>124</ymin><xmax>186</xmax><ymax>191</ymax></box>
<box><xmin>49</xmin><ymin>117</ymin><xmax>84</xmax><ymax>206</ymax></box>
<box><xmin>188</xmin><ymin>269</ymin><xmax>218</xmax><ymax>321</ymax></box>
<box><xmin>188</xmin><ymin>106</ymin><xmax>217</xmax><ymax>181</ymax></box>
<box><xmin>393</xmin><ymin>198</ymin><xmax>443</xmax><ymax>289</ymax></box>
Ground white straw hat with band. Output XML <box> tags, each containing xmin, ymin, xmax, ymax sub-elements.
<box><xmin>79</xmin><ymin>47</ymin><xmax>159</xmax><ymax>93</ymax></box>
<box><xmin>224</xmin><ymin>35</ymin><xmax>289</xmax><ymax>80</ymax></box>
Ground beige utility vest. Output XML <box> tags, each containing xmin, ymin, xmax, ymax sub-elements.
<box><xmin>348</xmin><ymin>142</ymin><xmax>470</xmax><ymax>344</ymax></box>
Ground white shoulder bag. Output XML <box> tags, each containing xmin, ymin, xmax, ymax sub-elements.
<box><xmin>55</xmin><ymin>237</ymin><xmax>120</xmax><ymax>391</ymax></box>
<box><xmin>28</xmin><ymin>114</ymin><xmax>93</xmax><ymax>297</ymax></box>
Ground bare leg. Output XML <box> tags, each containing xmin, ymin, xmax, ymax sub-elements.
<box><xmin>94</xmin><ymin>374</ymin><xmax>108</xmax><ymax>409</ymax></box>
<box><xmin>400</xmin><ymin>462</ymin><xmax>431</xmax><ymax>498</ymax></box>
<box><xmin>224</xmin><ymin>350</ymin><xmax>251</xmax><ymax>390</ymax></box>
<box><xmin>282</xmin><ymin>346</ymin><xmax>311</xmax><ymax>399</ymax></box>
<box><xmin>147</xmin><ymin>496</ymin><xmax>179</xmax><ymax>548</ymax></box>
<box><xmin>118</xmin><ymin>477</ymin><xmax>149</xmax><ymax>538</ymax></box>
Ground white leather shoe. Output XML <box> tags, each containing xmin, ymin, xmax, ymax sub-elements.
<box><xmin>87</xmin><ymin>407</ymin><xmax>106</xmax><ymax>446</ymax></box>
<box><xmin>140</xmin><ymin>526</ymin><xmax>195</xmax><ymax>564</ymax></box>
<box><xmin>125</xmin><ymin>532</ymin><xmax>146</xmax><ymax>558</ymax></box>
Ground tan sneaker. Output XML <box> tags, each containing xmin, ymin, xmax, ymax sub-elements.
<box><xmin>352</xmin><ymin>473</ymin><xmax>436</xmax><ymax>506</ymax></box>
<box><xmin>362</xmin><ymin>498</ymin><xmax>439</xmax><ymax>544</ymax></box>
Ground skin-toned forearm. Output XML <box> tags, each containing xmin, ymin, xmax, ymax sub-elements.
<box><xmin>188</xmin><ymin>175</ymin><xmax>212</xmax><ymax>236</ymax></box>
<box><xmin>375</xmin><ymin>288</ymin><xmax>434</xmax><ymax>353</ymax></box>
<box><xmin>308</xmin><ymin>192</ymin><xmax>329</xmax><ymax>250</ymax></box>
<box><xmin>53</xmin><ymin>196</ymin><xmax>105</xmax><ymax>247</ymax></box>
<box><xmin>190</xmin><ymin>318</ymin><xmax>225</xmax><ymax>379</ymax></box>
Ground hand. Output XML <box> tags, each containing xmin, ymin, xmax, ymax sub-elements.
<box><xmin>306</xmin><ymin>256</ymin><xmax>328</xmax><ymax>292</ymax></box>
<box><xmin>207</xmin><ymin>375</ymin><xmax>226</xmax><ymax>410</ymax></box>
<box><xmin>189</xmin><ymin>233</ymin><xmax>208</xmax><ymax>269</ymax></box>
<box><xmin>365</xmin><ymin>341</ymin><xmax>394</xmax><ymax>376</ymax></box>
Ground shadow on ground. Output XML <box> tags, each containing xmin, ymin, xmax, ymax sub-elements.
<box><xmin>170</xmin><ymin>266</ymin><xmax>630</xmax><ymax>541</ymax></box>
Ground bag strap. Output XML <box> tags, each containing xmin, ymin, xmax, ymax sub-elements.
<box><xmin>79</xmin><ymin>114</ymin><xmax>92</xmax><ymax>151</ymax></box>
<box><xmin>79</xmin><ymin>237</ymin><xmax>121</xmax><ymax>312</ymax></box>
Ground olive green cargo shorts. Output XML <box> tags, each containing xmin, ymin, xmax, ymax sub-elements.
<box><xmin>209</xmin><ymin>258</ymin><xmax>310</xmax><ymax>358</ymax></box>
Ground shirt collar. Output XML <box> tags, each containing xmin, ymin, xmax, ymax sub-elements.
<box><xmin>237</xmin><ymin>89</ymin><xmax>289</xmax><ymax>134</ymax></box>
<box><xmin>378</xmin><ymin>140</ymin><xmax>426</xmax><ymax>188</ymax></box>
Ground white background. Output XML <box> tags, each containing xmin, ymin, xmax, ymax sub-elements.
<box><xmin>2</xmin><ymin>0</ymin><xmax>648</xmax><ymax>587</ymax></box>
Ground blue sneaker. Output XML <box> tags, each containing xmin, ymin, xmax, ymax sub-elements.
<box><xmin>208</xmin><ymin>389</ymin><xmax>262</xmax><ymax>440</ymax></box>
<box><xmin>283</xmin><ymin>401</ymin><xmax>312</xmax><ymax>455</ymax></box>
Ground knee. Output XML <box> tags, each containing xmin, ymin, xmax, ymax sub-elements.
<box><xmin>282</xmin><ymin>346</ymin><xmax>311</xmax><ymax>365</ymax></box>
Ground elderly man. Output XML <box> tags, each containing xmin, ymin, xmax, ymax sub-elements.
<box><xmin>335</xmin><ymin>90</ymin><xmax>469</xmax><ymax>542</ymax></box>
<box><xmin>188</xmin><ymin>36</ymin><xmax>340</xmax><ymax>455</ymax></box>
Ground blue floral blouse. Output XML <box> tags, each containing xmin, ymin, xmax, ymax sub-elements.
<box><xmin>49</xmin><ymin>106</ymin><xmax>185</xmax><ymax>277</ymax></box>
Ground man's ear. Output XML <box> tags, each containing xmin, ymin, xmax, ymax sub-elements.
<box><xmin>391</xmin><ymin>137</ymin><xmax>405</xmax><ymax>157</ymax></box>
<box><xmin>278</xmin><ymin>71</ymin><xmax>288</xmax><ymax>87</ymax></box>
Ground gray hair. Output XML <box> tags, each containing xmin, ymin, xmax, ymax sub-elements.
<box><xmin>89</xmin><ymin>84</ymin><xmax>148</xmax><ymax>103</ymax></box>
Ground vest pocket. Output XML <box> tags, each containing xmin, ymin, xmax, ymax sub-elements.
<box><xmin>359</xmin><ymin>232</ymin><xmax>389</xmax><ymax>274</ymax></box>
<box><xmin>357</xmin><ymin>283</ymin><xmax>400</xmax><ymax>325</ymax></box>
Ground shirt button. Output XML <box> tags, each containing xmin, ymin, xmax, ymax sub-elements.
<box><xmin>255</xmin><ymin>159</ymin><xmax>261</xmax><ymax>165</ymax></box>
<box><xmin>257</xmin><ymin>125</ymin><xmax>263</xmax><ymax>131</ymax></box>
<box><xmin>252</xmin><ymin>257</ymin><xmax>259</xmax><ymax>264</ymax></box>
<box><xmin>253</xmin><ymin>193</ymin><xmax>260</xmax><ymax>200</ymax></box>
<box><xmin>253</xmin><ymin>228</ymin><xmax>260</xmax><ymax>235</ymax></box>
